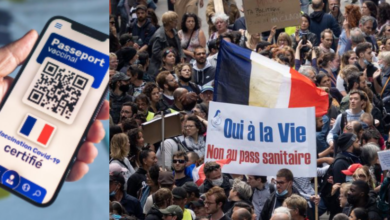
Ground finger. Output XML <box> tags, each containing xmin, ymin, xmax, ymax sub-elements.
<box><xmin>96</xmin><ymin>100</ymin><xmax>109</xmax><ymax>120</ymax></box>
<box><xmin>0</xmin><ymin>30</ymin><xmax>38</xmax><ymax>77</ymax></box>
<box><xmin>86</xmin><ymin>120</ymin><xmax>105</xmax><ymax>143</ymax></box>
<box><xmin>66</xmin><ymin>161</ymin><xmax>89</xmax><ymax>182</ymax></box>
<box><xmin>0</xmin><ymin>76</ymin><xmax>14</xmax><ymax>103</ymax></box>
<box><xmin>77</xmin><ymin>142</ymin><xmax>98</xmax><ymax>164</ymax></box>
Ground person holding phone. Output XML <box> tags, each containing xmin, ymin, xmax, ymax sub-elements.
<box><xmin>291</xmin><ymin>13</ymin><xmax>317</xmax><ymax>50</ymax></box>
<box><xmin>0</xmin><ymin>31</ymin><xmax>108</xmax><ymax>182</ymax></box>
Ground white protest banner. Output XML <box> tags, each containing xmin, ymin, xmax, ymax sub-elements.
<box><xmin>205</xmin><ymin>102</ymin><xmax>316</xmax><ymax>177</ymax></box>
<box><xmin>243</xmin><ymin>0</ymin><xmax>301</xmax><ymax>34</ymax></box>
<box><xmin>377</xmin><ymin>150</ymin><xmax>390</xmax><ymax>171</ymax></box>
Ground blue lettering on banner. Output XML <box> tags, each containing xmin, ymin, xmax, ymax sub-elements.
<box><xmin>36</xmin><ymin>33</ymin><xmax>108</xmax><ymax>89</ymax></box>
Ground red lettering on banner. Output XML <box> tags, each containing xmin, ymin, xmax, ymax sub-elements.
<box><xmin>262</xmin><ymin>151</ymin><xmax>311</xmax><ymax>165</ymax></box>
<box><xmin>206</xmin><ymin>144</ymin><xmax>225</xmax><ymax>160</ymax></box>
<box><xmin>239</xmin><ymin>150</ymin><xmax>260</xmax><ymax>164</ymax></box>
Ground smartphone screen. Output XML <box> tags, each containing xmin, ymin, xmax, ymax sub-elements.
<box><xmin>0</xmin><ymin>17</ymin><xmax>109</xmax><ymax>206</ymax></box>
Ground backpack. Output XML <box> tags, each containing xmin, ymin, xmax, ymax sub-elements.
<box><xmin>319</xmin><ymin>156</ymin><xmax>352</xmax><ymax>209</ymax></box>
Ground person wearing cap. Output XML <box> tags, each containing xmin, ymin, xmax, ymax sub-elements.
<box><xmin>341</xmin><ymin>163</ymin><xmax>363</xmax><ymax>182</ymax></box>
<box><xmin>145</xmin><ymin>188</ymin><xmax>174</xmax><ymax>220</ymax></box>
<box><xmin>110</xmin><ymin>171</ymin><xmax>144</xmax><ymax>219</ymax></box>
<box><xmin>172</xmin><ymin>151</ymin><xmax>193</xmax><ymax>187</ymax></box>
<box><xmin>109</xmin><ymin>72</ymin><xmax>134</xmax><ymax>124</ymax></box>
<box><xmin>120</xmin><ymin>33</ymin><xmax>135</xmax><ymax>49</ymax></box>
<box><xmin>192</xmin><ymin>46</ymin><xmax>216</xmax><ymax>87</ymax></box>
<box><xmin>225</xmin><ymin>179</ymin><xmax>253</xmax><ymax>218</ymax></box>
<box><xmin>200</xmin><ymin>85</ymin><xmax>213</xmax><ymax>104</ymax></box>
<box><xmin>332</xmin><ymin>133</ymin><xmax>362</xmax><ymax>184</ymax></box>
<box><xmin>182</xmin><ymin>181</ymin><xmax>200</xmax><ymax>205</ymax></box>
<box><xmin>144</xmin><ymin>171</ymin><xmax>175</xmax><ymax>215</ymax></box>
<box><xmin>128</xmin><ymin>5</ymin><xmax>157</xmax><ymax>53</ymax></box>
<box><xmin>160</xmin><ymin>205</ymin><xmax>184</xmax><ymax>220</ymax></box>
<box><xmin>172</xmin><ymin>187</ymin><xmax>196</xmax><ymax>220</ymax></box>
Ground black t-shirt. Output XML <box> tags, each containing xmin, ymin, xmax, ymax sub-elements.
<box><xmin>175</xmin><ymin>175</ymin><xmax>193</xmax><ymax>187</ymax></box>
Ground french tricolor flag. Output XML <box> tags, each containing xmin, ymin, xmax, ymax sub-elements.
<box><xmin>18</xmin><ymin>114</ymin><xmax>56</xmax><ymax>148</ymax></box>
<box><xmin>214</xmin><ymin>40</ymin><xmax>329</xmax><ymax>117</ymax></box>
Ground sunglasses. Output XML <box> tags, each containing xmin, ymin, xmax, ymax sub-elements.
<box><xmin>204</xmin><ymin>164</ymin><xmax>220</xmax><ymax>173</ymax></box>
<box><xmin>173</xmin><ymin>159</ymin><xmax>186</xmax><ymax>164</ymax></box>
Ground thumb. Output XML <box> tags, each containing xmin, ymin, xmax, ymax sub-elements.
<box><xmin>0</xmin><ymin>30</ymin><xmax>38</xmax><ymax>78</ymax></box>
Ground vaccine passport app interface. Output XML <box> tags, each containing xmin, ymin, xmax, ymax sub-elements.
<box><xmin>0</xmin><ymin>18</ymin><xmax>109</xmax><ymax>205</ymax></box>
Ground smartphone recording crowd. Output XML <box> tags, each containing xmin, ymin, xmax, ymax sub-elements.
<box><xmin>109</xmin><ymin>0</ymin><xmax>390</xmax><ymax>220</ymax></box>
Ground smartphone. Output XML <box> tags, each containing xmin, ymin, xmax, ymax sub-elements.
<box><xmin>301</xmin><ymin>34</ymin><xmax>307</xmax><ymax>45</ymax></box>
<box><xmin>0</xmin><ymin>16</ymin><xmax>109</xmax><ymax>206</ymax></box>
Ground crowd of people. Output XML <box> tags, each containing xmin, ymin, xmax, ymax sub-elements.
<box><xmin>108</xmin><ymin>0</ymin><xmax>390</xmax><ymax>219</ymax></box>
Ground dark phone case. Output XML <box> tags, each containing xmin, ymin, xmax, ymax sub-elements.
<box><xmin>0</xmin><ymin>16</ymin><xmax>108</xmax><ymax>207</ymax></box>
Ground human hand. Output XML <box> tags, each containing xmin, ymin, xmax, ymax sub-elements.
<box><xmin>343</xmin><ymin>18</ymin><xmax>349</xmax><ymax>31</ymax></box>
<box><xmin>0</xmin><ymin>30</ymin><xmax>109</xmax><ymax>182</ymax></box>
<box><xmin>270</xmin><ymin>26</ymin><xmax>277</xmax><ymax>36</ymax></box>
<box><xmin>327</xmin><ymin>176</ymin><xmax>334</xmax><ymax>184</ymax></box>
<box><xmin>133</xmin><ymin>43</ymin><xmax>140</xmax><ymax>50</ymax></box>
<box><xmin>331</xmin><ymin>183</ymin><xmax>341</xmax><ymax>196</ymax></box>
<box><xmin>330</xmin><ymin>118</ymin><xmax>336</xmax><ymax>127</ymax></box>
<box><xmin>297</xmin><ymin>39</ymin><xmax>303</xmax><ymax>49</ymax></box>
<box><xmin>373</xmin><ymin>69</ymin><xmax>381</xmax><ymax>79</ymax></box>
<box><xmin>310</xmin><ymin>195</ymin><xmax>320</xmax><ymax>206</ymax></box>
<box><xmin>306</xmin><ymin>40</ymin><xmax>313</xmax><ymax>48</ymax></box>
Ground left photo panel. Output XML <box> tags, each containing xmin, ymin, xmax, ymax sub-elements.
<box><xmin>0</xmin><ymin>0</ymin><xmax>109</xmax><ymax>218</ymax></box>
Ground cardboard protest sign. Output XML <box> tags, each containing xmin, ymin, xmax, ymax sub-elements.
<box><xmin>214</xmin><ymin>0</ymin><xmax>224</xmax><ymax>14</ymax></box>
<box><xmin>142</xmin><ymin>112</ymin><xmax>182</xmax><ymax>144</ymax></box>
<box><xmin>205</xmin><ymin>102</ymin><xmax>317</xmax><ymax>177</ymax></box>
<box><xmin>378</xmin><ymin>150</ymin><xmax>390</xmax><ymax>171</ymax></box>
<box><xmin>243</xmin><ymin>0</ymin><xmax>301</xmax><ymax>34</ymax></box>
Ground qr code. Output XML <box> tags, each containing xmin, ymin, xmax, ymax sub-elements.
<box><xmin>23</xmin><ymin>57</ymin><xmax>93</xmax><ymax>124</ymax></box>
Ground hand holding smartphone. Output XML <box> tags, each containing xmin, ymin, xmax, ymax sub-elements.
<box><xmin>0</xmin><ymin>16</ymin><xmax>109</xmax><ymax>206</ymax></box>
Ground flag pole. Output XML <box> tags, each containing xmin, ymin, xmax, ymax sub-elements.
<box><xmin>315</xmin><ymin>176</ymin><xmax>318</xmax><ymax>220</ymax></box>
<box><xmin>161</xmin><ymin>110</ymin><xmax>165</xmax><ymax>170</ymax></box>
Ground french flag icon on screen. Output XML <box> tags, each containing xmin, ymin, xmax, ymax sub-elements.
<box><xmin>18</xmin><ymin>114</ymin><xmax>56</xmax><ymax>148</ymax></box>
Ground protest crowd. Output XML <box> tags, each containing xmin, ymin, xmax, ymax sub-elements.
<box><xmin>108</xmin><ymin>0</ymin><xmax>390</xmax><ymax>220</ymax></box>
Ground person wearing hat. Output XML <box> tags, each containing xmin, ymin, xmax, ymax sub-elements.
<box><xmin>199</xmin><ymin>85</ymin><xmax>213</xmax><ymax>104</ymax></box>
<box><xmin>144</xmin><ymin>171</ymin><xmax>175</xmax><ymax>215</ymax></box>
<box><xmin>333</xmin><ymin>133</ymin><xmax>362</xmax><ymax>184</ymax></box>
<box><xmin>109</xmin><ymin>72</ymin><xmax>134</xmax><ymax>124</ymax></box>
<box><xmin>182</xmin><ymin>181</ymin><xmax>200</xmax><ymax>205</ymax></box>
<box><xmin>120</xmin><ymin>33</ymin><xmax>135</xmax><ymax>49</ymax></box>
<box><xmin>128</xmin><ymin>5</ymin><xmax>157</xmax><ymax>53</ymax></box>
<box><xmin>172</xmin><ymin>187</ymin><xmax>196</xmax><ymax>220</ymax></box>
<box><xmin>109</xmin><ymin>171</ymin><xmax>144</xmax><ymax>219</ymax></box>
<box><xmin>160</xmin><ymin>205</ymin><xmax>184</xmax><ymax>220</ymax></box>
<box><xmin>341</xmin><ymin>163</ymin><xmax>363</xmax><ymax>181</ymax></box>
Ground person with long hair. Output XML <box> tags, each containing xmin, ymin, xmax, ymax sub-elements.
<box><xmin>337</xmin><ymin>54</ymin><xmax>359</xmax><ymax>96</ymax></box>
<box><xmin>147</xmin><ymin>8</ymin><xmax>160</xmax><ymax>29</ymax></box>
<box><xmin>377</xmin><ymin>2</ymin><xmax>390</xmax><ymax>32</ymax></box>
<box><xmin>352</xmin><ymin>165</ymin><xmax>376</xmax><ymax>190</ymax></box>
<box><xmin>239</xmin><ymin>31</ymin><xmax>262</xmax><ymax>51</ymax></box>
<box><xmin>109</xmin><ymin>133</ymin><xmax>135</xmax><ymax>190</ymax></box>
<box><xmin>142</xmin><ymin>82</ymin><xmax>166</xmax><ymax>113</ymax></box>
<box><xmin>178</xmin><ymin>13</ymin><xmax>206</xmax><ymax>62</ymax></box>
<box><xmin>317</xmin><ymin>72</ymin><xmax>343</xmax><ymax>105</ymax></box>
<box><xmin>337</xmin><ymin>5</ymin><xmax>361</xmax><ymax>57</ymax></box>
<box><xmin>380</xmin><ymin>37</ymin><xmax>390</xmax><ymax>52</ymax></box>
<box><xmin>159</xmin><ymin>47</ymin><xmax>177</xmax><ymax>76</ymax></box>
<box><xmin>175</xmin><ymin>63</ymin><xmax>200</xmax><ymax>94</ymax></box>
<box><xmin>318</xmin><ymin>52</ymin><xmax>339</xmax><ymax>87</ymax></box>
<box><xmin>127</xmin><ymin>128</ymin><xmax>146</xmax><ymax>168</ymax></box>
<box><xmin>378</xmin><ymin>24</ymin><xmax>390</xmax><ymax>40</ymax></box>
<box><xmin>361</xmin><ymin>1</ymin><xmax>378</xmax><ymax>31</ymax></box>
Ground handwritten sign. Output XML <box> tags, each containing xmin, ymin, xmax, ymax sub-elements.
<box><xmin>378</xmin><ymin>150</ymin><xmax>390</xmax><ymax>171</ymax></box>
<box><xmin>205</xmin><ymin>102</ymin><xmax>317</xmax><ymax>177</ymax></box>
<box><xmin>243</xmin><ymin>0</ymin><xmax>301</xmax><ymax>34</ymax></box>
